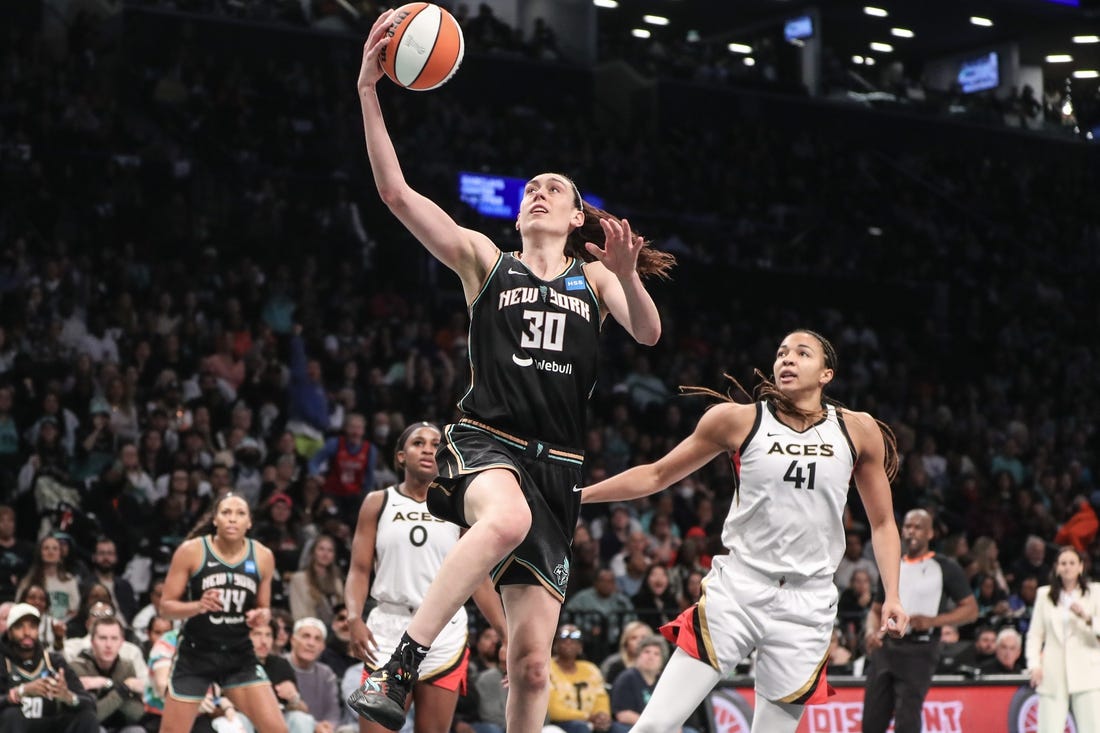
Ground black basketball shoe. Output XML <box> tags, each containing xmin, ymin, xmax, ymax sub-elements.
<box><xmin>346</xmin><ymin>643</ymin><xmax>421</xmax><ymax>730</ymax></box>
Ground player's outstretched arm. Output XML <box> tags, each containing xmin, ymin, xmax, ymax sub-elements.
<box><xmin>582</xmin><ymin>402</ymin><xmax>749</xmax><ymax>504</ymax></box>
<box><xmin>850</xmin><ymin>410</ymin><xmax>908</xmax><ymax>638</ymax></box>
<box><xmin>356</xmin><ymin>10</ymin><xmax>492</xmax><ymax>294</ymax></box>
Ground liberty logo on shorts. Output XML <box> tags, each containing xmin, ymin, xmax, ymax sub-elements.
<box><xmin>553</xmin><ymin>558</ymin><xmax>570</xmax><ymax>588</ymax></box>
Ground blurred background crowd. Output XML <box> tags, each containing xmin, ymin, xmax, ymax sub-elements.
<box><xmin>1</xmin><ymin>1</ymin><xmax>1098</xmax><ymax>731</ymax></box>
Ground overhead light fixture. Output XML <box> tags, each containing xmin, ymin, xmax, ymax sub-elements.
<box><xmin>592</xmin><ymin>0</ymin><xmax>618</xmax><ymax>7</ymax></box>
<box><xmin>865</xmin><ymin>57</ymin><xmax>876</xmax><ymax>65</ymax></box>
<box><xmin>890</xmin><ymin>28</ymin><xmax>914</xmax><ymax>38</ymax></box>
<box><xmin>1073</xmin><ymin>35</ymin><xmax>1100</xmax><ymax>44</ymax></box>
<box><xmin>631</xmin><ymin>28</ymin><xmax>651</xmax><ymax>39</ymax></box>
<box><xmin>743</xmin><ymin>57</ymin><xmax>756</xmax><ymax>66</ymax></box>
<box><xmin>970</xmin><ymin>16</ymin><xmax>993</xmax><ymax>27</ymax></box>
<box><xmin>727</xmin><ymin>42</ymin><xmax>753</xmax><ymax>54</ymax></box>
<box><xmin>863</xmin><ymin>6</ymin><xmax>888</xmax><ymax>17</ymax></box>
<box><xmin>686</xmin><ymin>29</ymin><xmax>700</xmax><ymax>42</ymax></box>
<box><xmin>1046</xmin><ymin>54</ymin><xmax>1073</xmax><ymax>63</ymax></box>
<box><xmin>852</xmin><ymin>55</ymin><xmax>865</xmax><ymax>64</ymax></box>
<box><xmin>643</xmin><ymin>14</ymin><xmax>669</xmax><ymax>26</ymax></box>
<box><xmin>1073</xmin><ymin>69</ymin><xmax>1099</xmax><ymax>78</ymax></box>
<box><xmin>870</xmin><ymin>41</ymin><xmax>894</xmax><ymax>53</ymax></box>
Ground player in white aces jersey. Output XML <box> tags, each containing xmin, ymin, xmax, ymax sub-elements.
<box><xmin>345</xmin><ymin>422</ymin><xmax>505</xmax><ymax>733</ymax></box>
<box><xmin>582</xmin><ymin>330</ymin><xmax>910</xmax><ymax>733</ymax></box>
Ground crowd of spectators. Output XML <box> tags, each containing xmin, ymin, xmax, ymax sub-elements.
<box><xmin>2</xmin><ymin>2</ymin><xmax>1099</xmax><ymax>731</ymax></box>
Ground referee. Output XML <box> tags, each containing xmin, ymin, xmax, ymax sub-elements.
<box><xmin>861</xmin><ymin>509</ymin><xmax>978</xmax><ymax>733</ymax></box>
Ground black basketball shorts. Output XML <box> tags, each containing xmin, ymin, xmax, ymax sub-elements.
<box><xmin>427</xmin><ymin>419</ymin><xmax>584</xmax><ymax>602</ymax></box>
<box><xmin>169</xmin><ymin>638</ymin><xmax>269</xmax><ymax>701</ymax></box>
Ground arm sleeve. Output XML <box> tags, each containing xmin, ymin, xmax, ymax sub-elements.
<box><xmin>546</xmin><ymin>670</ymin><xmax>589</xmax><ymax>722</ymax></box>
<box><xmin>1025</xmin><ymin>591</ymin><xmax>1047</xmax><ymax>670</ymax></box>
<box><xmin>319</xmin><ymin>666</ymin><xmax>342</xmax><ymax>725</ymax></box>
<box><xmin>941</xmin><ymin>559</ymin><xmax>973</xmax><ymax>604</ymax></box>
<box><xmin>589</xmin><ymin>664</ymin><xmax>611</xmax><ymax>716</ymax></box>
<box><xmin>287</xmin><ymin>573</ymin><xmax>314</xmax><ymax>620</ymax></box>
<box><xmin>59</xmin><ymin>657</ymin><xmax>96</xmax><ymax>712</ymax></box>
<box><xmin>290</xmin><ymin>335</ymin><xmax>308</xmax><ymax>383</ymax></box>
<box><xmin>609</xmin><ymin>672</ymin><xmax>642</xmax><ymax>715</ymax></box>
<box><xmin>308</xmin><ymin>439</ymin><xmax>339</xmax><ymax>477</ymax></box>
<box><xmin>361</xmin><ymin>444</ymin><xmax>377</xmax><ymax>491</ymax></box>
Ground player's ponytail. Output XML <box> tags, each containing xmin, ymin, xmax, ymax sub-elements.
<box><xmin>549</xmin><ymin>173</ymin><xmax>676</xmax><ymax>280</ymax></box>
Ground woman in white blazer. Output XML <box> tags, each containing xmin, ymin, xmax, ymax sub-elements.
<box><xmin>1026</xmin><ymin>546</ymin><xmax>1100</xmax><ymax>732</ymax></box>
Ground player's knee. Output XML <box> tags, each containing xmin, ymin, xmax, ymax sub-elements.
<box><xmin>482</xmin><ymin>508</ymin><xmax>532</xmax><ymax>550</ymax></box>
<box><xmin>510</xmin><ymin>651</ymin><xmax>550</xmax><ymax>694</ymax></box>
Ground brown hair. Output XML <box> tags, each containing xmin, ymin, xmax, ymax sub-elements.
<box><xmin>304</xmin><ymin>533</ymin><xmax>343</xmax><ymax>602</ymax></box>
<box><xmin>90</xmin><ymin>615</ymin><xmax>125</xmax><ymax>637</ymax></box>
<box><xmin>682</xmin><ymin>329</ymin><xmax>899</xmax><ymax>482</ymax></box>
<box><xmin>1048</xmin><ymin>546</ymin><xmax>1091</xmax><ymax>606</ymax></box>
<box><xmin>548</xmin><ymin>173</ymin><xmax>676</xmax><ymax>280</ymax></box>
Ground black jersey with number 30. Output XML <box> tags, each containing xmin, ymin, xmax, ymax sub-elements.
<box><xmin>181</xmin><ymin>536</ymin><xmax>260</xmax><ymax>651</ymax></box>
<box><xmin>458</xmin><ymin>253</ymin><xmax>600</xmax><ymax>449</ymax></box>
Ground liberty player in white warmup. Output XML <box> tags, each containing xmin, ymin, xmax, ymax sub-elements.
<box><xmin>346</xmin><ymin>423</ymin><xmax>505</xmax><ymax>733</ymax></box>
<box><xmin>582</xmin><ymin>330</ymin><xmax>909</xmax><ymax>733</ymax></box>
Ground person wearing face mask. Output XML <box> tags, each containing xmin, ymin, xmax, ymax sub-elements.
<box><xmin>308</xmin><ymin>413</ymin><xmax>378</xmax><ymax>518</ymax></box>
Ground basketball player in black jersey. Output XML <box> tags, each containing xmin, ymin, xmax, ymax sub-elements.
<box><xmin>159</xmin><ymin>493</ymin><xmax>288</xmax><ymax>733</ymax></box>
<box><xmin>349</xmin><ymin>11</ymin><xmax>674</xmax><ymax>733</ymax></box>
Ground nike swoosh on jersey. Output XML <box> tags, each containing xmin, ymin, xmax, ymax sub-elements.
<box><xmin>572</xmin><ymin>485</ymin><xmax>583</xmax><ymax>492</ymax></box>
<box><xmin>512</xmin><ymin>354</ymin><xmax>534</xmax><ymax>367</ymax></box>
<box><xmin>207</xmin><ymin>561</ymin><xmax>221</xmax><ymax>568</ymax></box>
<box><xmin>507</xmin><ymin>269</ymin><xmax>528</xmax><ymax>275</ymax></box>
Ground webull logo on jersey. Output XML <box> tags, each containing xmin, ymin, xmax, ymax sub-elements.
<box><xmin>512</xmin><ymin>355</ymin><xmax>574</xmax><ymax>375</ymax></box>
<box><xmin>498</xmin><ymin>286</ymin><xmax>592</xmax><ymax>321</ymax></box>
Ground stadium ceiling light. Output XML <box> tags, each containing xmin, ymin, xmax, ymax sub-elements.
<box><xmin>631</xmin><ymin>28</ymin><xmax>651</xmax><ymax>38</ymax></box>
<box><xmin>744</xmin><ymin>57</ymin><xmax>756</xmax><ymax>66</ymax></box>
<box><xmin>970</xmin><ymin>16</ymin><xmax>993</xmax><ymax>27</ymax></box>
<box><xmin>686</xmin><ymin>30</ymin><xmax>701</xmax><ymax>42</ymax></box>
<box><xmin>727</xmin><ymin>42</ymin><xmax>753</xmax><ymax>54</ymax></box>
<box><xmin>1046</xmin><ymin>54</ymin><xmax>1073</xmax><ymax>63</ymax></box>
<box><xmin>643</xmin><ymin>14</ymin><xmax>669</xmax><ymax>26</ymax></box>
<box><xmin>870</xmin><ymin>41</ymin><xmax>894</xmax><ymax>53</ymax></box>
<box><xmin>890</xmin><ymin>28</ymin><xmax>914</xmax><ymax>38</ymax></box>
<box><xmin>865</xmin><ymin>56</ymin><xmax>876</xmax><ymax>65</ymax></box>
<box><xmin>592</xmin><ymin>0</ymin><xmax>618</xmax><ymax>7</ymax></box>
<box><xmin>1073</xmin><ymin>69</ymin><xmax>1099</xmax><ymax>78</ymax></box>
<box><xmin>1072</xmin><ymin>35</ymin><xmax>1100</xmax><ymax>44</ymax></box>
<box><xmin>852</xmin><ymin>55</ymin><xmax>865</xmax><ymax>64</ymax></box>
<box><xmin>863</xmin><ymin>7</ymin><xmax>888</xmax><ymax>17</ymax></box>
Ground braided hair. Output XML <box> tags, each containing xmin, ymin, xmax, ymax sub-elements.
<box><xmin>681</xmin><ymin>329</ymin><xmax>899</xmax><ymax>481</ymax></box>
